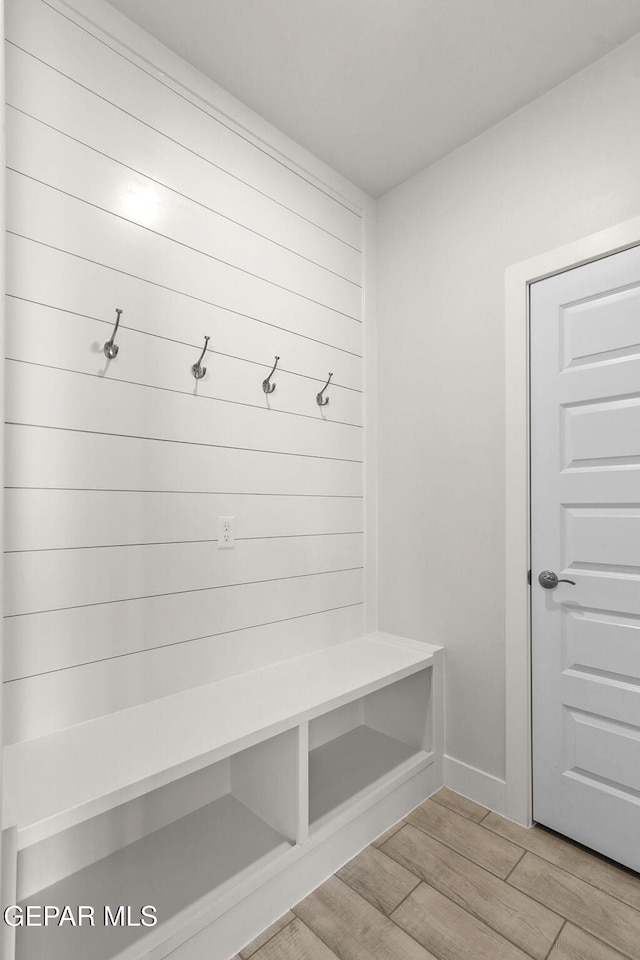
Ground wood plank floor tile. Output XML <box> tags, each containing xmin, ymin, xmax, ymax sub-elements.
<box><xmin>550</xmin><ymin>924</ymin><xmax>630</xmax><ymax>960</ymax></box>
<box><xmin>371</xmin><ymin>821</ymin><xmax>404</xmax><ymax>848</ymax></box>
<box><xmin>240</xmin><ymin>792</ymin><xmax>640</xmax><ymax>960</ymax></box>
<box><xmin>239</xmin><ymin>911</ymin><xmax>296</xmax><ymax>958</ymax></box>
<box><xmin>250</xmin><ymin>917</ymin><xmax>338</xmax><ymax>960</ymax></box>
<box><xmin>405</xmin><ymin>799</ymin><xmax>522</xmax><ymax>878</ymax></box>
<box><xmin>431</xmin><ymin>786</ymin><xmax>489</xmax><ymax>823</ymax></box>
<box><xmin>336</xmin><ymin>843</ymin><xmax>419</xmax><ymax>915</ymax></box>
<box><xmin>509</xmin><ymin>853</ymin><xmax>640</xmax><ymax>960</ymax></box>
<box><xmin>392</xmin><ymin>881</ymin><xmax>533</xmax><ymax>960</ymax></box>
<box><xmin>382</xmin><ymin>824</ymin><xmax>561</xmax><ymax>960</ymax></box>
<box><xmin>293</xmin><ymin>875</ymin><xmax>437</xmax><ymax>960</ymax></box>
<box><xmin>484</xmin><ymin>812</ymin><xmax>640</xmax><ymax>911</ymax></box>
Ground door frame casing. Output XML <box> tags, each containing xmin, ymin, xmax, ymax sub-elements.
<box><xmin>504</xmin><ymin>215</ymin><xmax>640</xmax><ymax>826</ymax></box>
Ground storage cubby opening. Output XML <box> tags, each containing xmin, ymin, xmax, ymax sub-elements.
<box><xmin>308</xmin><ymin>668</ymin><xmax>432</xmax><ymax>831</ymax></box>
<box><xmin>15</xmin><ymin>730</ymin><xmax>298</xmax><ymax>960</ymax></box>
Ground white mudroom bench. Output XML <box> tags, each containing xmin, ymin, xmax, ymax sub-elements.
<box><xmin>2</xmin><ymin>632</ymin><xmax>443</xmax><ymax>960</ymax></box>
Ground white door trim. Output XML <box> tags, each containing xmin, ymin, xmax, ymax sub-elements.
<box><xmin>504</xmin><ymin>214</ymin><xmax>640</xmax><ymax>826</ymax></box>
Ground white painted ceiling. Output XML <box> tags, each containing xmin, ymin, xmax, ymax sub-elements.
<box><xmin>106</xmin><ymin>0</ymin><xmax>640</xmax><ymax>197</ymax></box>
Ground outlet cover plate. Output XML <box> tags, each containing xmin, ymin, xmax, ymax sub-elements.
<box><xmin>218</xmin><ymin>516</ymin><xmax>235</xmax><ymax>548</ymax></box>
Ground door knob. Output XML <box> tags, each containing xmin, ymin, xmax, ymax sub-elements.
<box><xmin>538</xmin><ymin>570</ymin><xmax>576</xmax><ymax>589</ymax></box>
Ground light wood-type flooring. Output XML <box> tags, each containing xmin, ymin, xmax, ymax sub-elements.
<box><xmin>235</xmin><ymin>787</ymin><xmax>640</xmax><ymax>960</ymax></box>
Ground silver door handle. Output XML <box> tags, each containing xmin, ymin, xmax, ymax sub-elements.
<box><xmin>538</xmin><ymin>570</ymin><xmax>576</xmax><ymax>589</ymax></box>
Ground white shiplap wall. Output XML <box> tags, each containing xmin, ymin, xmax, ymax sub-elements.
<box><xmin>4</xmin><ymin>0</ymin><xmax>366</xmax><ymax>745</ymax></box>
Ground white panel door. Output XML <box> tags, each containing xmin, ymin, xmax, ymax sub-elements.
<box><xmin>531</xmin><ymin>245</ymin><xmax>640</xmax><ymax>870</ymax></box>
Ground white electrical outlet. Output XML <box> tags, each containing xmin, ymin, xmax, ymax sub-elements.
<box><xmin>218</xmin><ymin>516</ymin><xmax>235</xmax><ymax>549</ymax></box>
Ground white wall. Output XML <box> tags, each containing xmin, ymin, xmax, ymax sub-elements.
<box><xmin>376</xmin><ymin>33</ymin><xmax>640</xmax><ymax>795</ymax></box>
<box><xmin>3</xmin><ymin>0</ymin><xmax>372</xmax><ymax>745</ymax></box>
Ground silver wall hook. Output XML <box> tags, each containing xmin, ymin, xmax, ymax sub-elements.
<box><xmin>262</xmin><ymin>355</ymin><xmax>280</xmax><ymax>394</ymax></box>
<box><xmin>103</xmin><ymin>308</ymin><xmax>123</xmax><ymax>359</ymax></box>
<box><xmin>192</xmin><ymin>335</ymin><xmax>210</xmax><ymax>380</ymax></box>
<box><xmin>316</xmin><ymin>372</ymin><xmax>333</xmax><ymax>406</ymax></box>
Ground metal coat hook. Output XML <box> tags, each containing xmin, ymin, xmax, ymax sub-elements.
<box><xmin>103</xmin><ymin>308</ymin><xmax>123</xmax><ymax>359</ymax></box>
<box><xmin>262</xmin><ymin>356</ymin><xmax>280</xmax><ymax>394</ymax></box>
<box><xmin>316</xmin><ymin>372</ymin><xmax>333</xmax><ymax>407</ymax></box>
<box><xmin>192</xmin><ymin>336</ymin><xmax>210</xmax><ymax>380</ymax></box>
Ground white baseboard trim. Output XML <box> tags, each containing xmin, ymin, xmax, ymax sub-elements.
<box><xmin>443</xmin><ymin>755</ymin><xmax>506</xmax><ymax>815</ymax></box>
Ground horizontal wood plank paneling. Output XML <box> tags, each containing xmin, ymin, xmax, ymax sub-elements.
<box><xmin>6</xmin><ymin>362</ymin><xmax>362</xmax><ymax>461</ymax></box>
<box><xmin>5</xmin><ymin>298</ymin><xmax>363</xmax><ymax>427</ymax></box>
<box><xmin>7</xmin><ymin>109</ymin><xmax>361</xmax><ymax>318</ymax></box>
<box><xmin>5</xmin><ymin>44</ymin><xmax>361</xmax><ymax>282</ymax></box>
<box><xmin>5</xmin><ymin>424</ymin><xmax>362</xmax><ymax>497</ymax></box>
<box><xmin>7</xmin><ymin>173</ymin><xmax>362</xmax><ymax>353</ymax></box>
<box><xmin>4</xmin><ymin>425</ymin><xmax>363</xmax><ymax>496</ymax></box>
<box><xmin>7</xmin><ymin>236</ymin><xmax>363</xmax><ymax>387</ymax></box>
<box><xmin>5</xmin><ymin>534</ymin><xmax>363</xmax><ymax>616</ymax></box>
<box><xmin>4</xmin><ymin>0</ymin><xmax>365</xmax><ymax>763</ymax></box>
<box><xmin>6</xmin><ymin>0</ymin><xmax>363</xmax><ymax>247</ymax></box>
<box><xmin>4</xmin><ymin>604</ymin><xmax>365</xmax><ymax>742</ymax></box>
<box><xmin>5</xmin><ymin>489</ymin><xmax>363</xmax><ymax>551</ymax></box>
<box><xmin>4</xmin><ymin>569</ymin><xmax>364</xmax><ymax>681</ymax></box>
